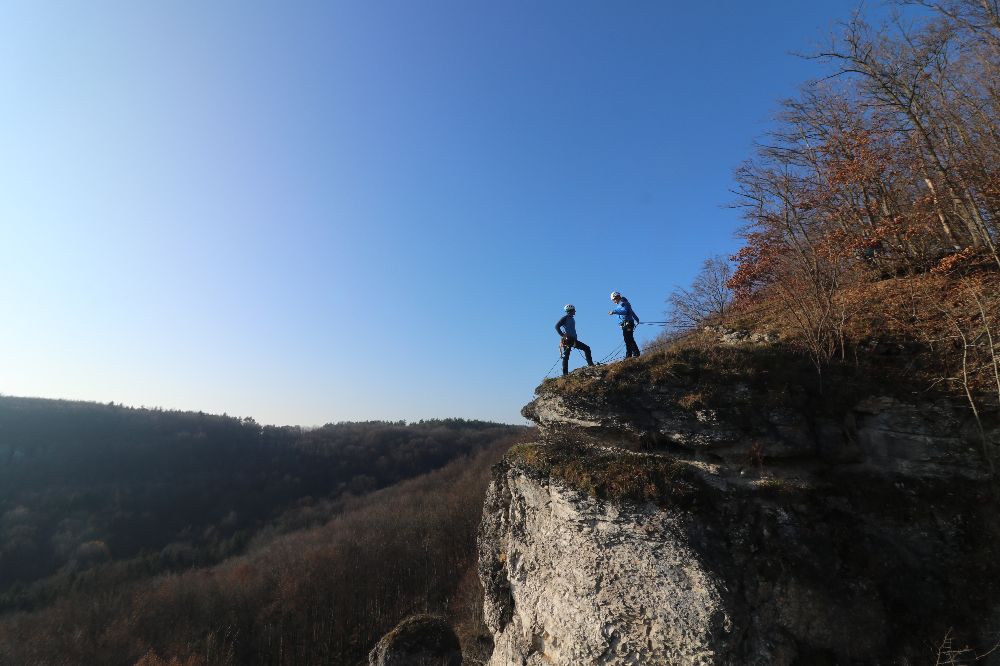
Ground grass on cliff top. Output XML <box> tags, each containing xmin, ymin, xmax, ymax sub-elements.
<box><xmin>541</xmin><ymin>329</ymin><xmax>933</xmax><ymax>420</ymax></box>
<box><xmin>543</xmin><ymin>330</ymin><xmax>802</xmax><ymax>393</ymax></box>
<box><xmin>506</xmin><ymin>441</ymin><xmax>703</xmax><ymax>507</ymax></box>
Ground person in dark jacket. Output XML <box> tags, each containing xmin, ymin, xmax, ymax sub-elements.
<box><xmin>609</xmin><ymin>291</ymin><xmax>641</xmax><ymax>358</ymax></box>
<box><xmin>555</xmin><ymin>304</ymin><xmax>594</xmax><ymax>376</ymax></box>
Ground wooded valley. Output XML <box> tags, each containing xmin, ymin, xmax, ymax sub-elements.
<box><xmin>0</xmin><ymin>397</ymin><xmax>523</xmax><ymax>664</ymax></box>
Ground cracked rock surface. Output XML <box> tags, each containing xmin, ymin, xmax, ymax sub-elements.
<box><xmin>481</xmin><ymin>466</ymin><xmax>730</xmax><ymax>666</ymax></box>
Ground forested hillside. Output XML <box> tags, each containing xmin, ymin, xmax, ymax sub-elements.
<box><xmin>0</xmin><ymin>435</ymin><xmax>514</xmax><ymax>665</ymax></box>
<box><xmin>0</xmin><ymin>396</ymin><xmax>522</xmax><ymax>623</ymax></box>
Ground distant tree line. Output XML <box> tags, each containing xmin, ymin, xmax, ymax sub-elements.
<box><xmin>0</xmin><ymin>396</ymin><xmax>522</xmax><ymax>615</ymax></box>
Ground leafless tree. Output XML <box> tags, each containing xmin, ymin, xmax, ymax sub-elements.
<box><xmin>666</xmin><ymin>256</ymin><xmax>734</xmax><ymax>330</ymax></box>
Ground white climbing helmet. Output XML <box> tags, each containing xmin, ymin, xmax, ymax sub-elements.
<box><xmin>564</xmin><ymin>304</ymin><xmax>576</xmax><ymax>312</ymax></box>
<box><xmin>610</xmin><ymin>291</ymin><xmax>621</xmax><ymax>300</ymax></box>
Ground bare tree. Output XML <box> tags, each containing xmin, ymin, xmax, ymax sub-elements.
<box><xmin>813</xmin><ymin>9</ymin><xmax>1000</xmax><ymax>268</ymax></box>
<box><xmin>666</xmin><ymin>256</ymin><xmax>734</xmax><ymax>331</ymax></box>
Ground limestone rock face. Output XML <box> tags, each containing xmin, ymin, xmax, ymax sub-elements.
<box><xmin>368</xmin><ymin>614</ymin><xmax>462</xmax><ymax>666</ymax></box>
<box><xmin>480</xmin><ymin>465</ymin><xmax>732</xmax><ymax>665</ymax></box>
<box><xmin>481</xmin><ymin>352</ymin><xmax>1000</xmax><ymax>665</ymax></box>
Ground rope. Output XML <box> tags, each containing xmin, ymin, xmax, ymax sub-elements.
<box><xmin>545</xmin><ymin>335</ymin><xmax>644</xmax><ymax>379</ymax></box>
<box><xmin>599</xmin><ymin>343</ymin><xmax>625</xmax><ymax>364</ymax></box>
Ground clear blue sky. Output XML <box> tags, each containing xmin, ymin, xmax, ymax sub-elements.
<box><xmin>0</xmin><ymin>1</ymin><xmax>893</xmax><ymax>426</ymax></box>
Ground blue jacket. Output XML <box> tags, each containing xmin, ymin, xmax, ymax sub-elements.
<box><xmin>611</xmin><ymin>297</ymin><xmax>640</xmax><ymax>326</ymax></box>
<box><xmin>555</xmin><ymin>314</ymin><xmax>577</xmax><ymax>339</ymax></box>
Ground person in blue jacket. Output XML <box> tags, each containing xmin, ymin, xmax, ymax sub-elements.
<box><xmin>609</xmin><ymin>291</ymin><xmax>641</xmax><ymax>358</ymax></box>
<box><xmin>555</xmin><ymin>304</ymin><xmax>594</xmax><ymax>376</ymax></box>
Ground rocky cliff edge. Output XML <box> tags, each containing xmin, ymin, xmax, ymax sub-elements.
<box><xmin>479</xmin><ymin>335</ymin><xmax>1000</xmax><ymax>665</ymax></box>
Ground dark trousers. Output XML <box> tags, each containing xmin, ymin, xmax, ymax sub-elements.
<box><xmin>622</xmin><ymin>322</ymin><xmax>640</xmax><ymax>357</ymax></box>
<box><xmin>561</xmin><ymin>337</ymin><xmax>594</xmax><ymax>375</ymax></box>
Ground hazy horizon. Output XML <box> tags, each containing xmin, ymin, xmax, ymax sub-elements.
<box><xmin>0</xmin><ymin>391</ymin><xmax>525</xmax><ymax>428</ymax></box>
